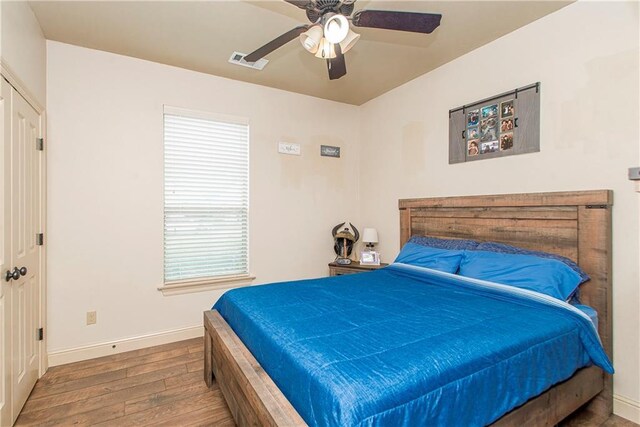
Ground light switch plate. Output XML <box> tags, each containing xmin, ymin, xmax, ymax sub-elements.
<box><xmin>628</xmin><ymin>167</ymin><xmax>640</xmax><ymax>180</ymax></box>
<box><xmin>278</xmin><ymin>142</ymin><xmax>301</xmax><ymax>156</ymax></box>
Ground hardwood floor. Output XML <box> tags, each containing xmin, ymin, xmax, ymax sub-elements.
<box><xmin>562</xmin><ymin>409</ymin><xmax>638</xmax><ymax>427</ymax></box>
<box><xmin>15</xmin><ymin>338</ymin><xmax>637</xmax><ymax>426</ymax></box>
<box><xmin>15</xmin><ymin>337</ymin><xmax>233</xmax><ymax>426</ymax></box>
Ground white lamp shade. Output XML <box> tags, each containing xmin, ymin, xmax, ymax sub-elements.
<box><xmin>362</xmin><ymin>228</ymin><xmax>378</xmax><ymax>244</ymax></box>
<box><xmin>314</xmin><ymin>38</ymin><xmax>337</xmax><ymax>59</ymax></box>
<box><xmin>339</xmin><ymin>29</ymin><xmax>360</xmax><ymax>53</ymax></box>
<box><xmin>323</xmin><ymin>14</ymin><xmax>349</xmax><ymax>44</ymax></box>
<box><xmin>299</xmin><ymin>25</ymin><xmax>323</xmax><ymax>54</ymax></box>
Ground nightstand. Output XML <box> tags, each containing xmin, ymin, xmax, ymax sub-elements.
<box><xmin>328</xmin><ymin>261</ymin><xmax>389</xmax><ymax>276</ymax></box>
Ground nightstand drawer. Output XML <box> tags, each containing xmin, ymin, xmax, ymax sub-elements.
<box><xmin>328</xmin><ymin>261</ymin><xmax>388</xmax><ymax>276</ymax></box>
<box><xmin>331</xmin><ymin>267</ymin><xmax>362</xmax><ymax>276</ymax></box>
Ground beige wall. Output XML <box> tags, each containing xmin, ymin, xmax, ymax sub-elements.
<box><xmin>46</xmin><ymin>41</ymin><xmax>360</xmax><ymax>353</ymax></box>
<box><xmin>358</xmin><ymin>1</ymin><xmax>639</xmax><ymax>419</ymax></box>
<box><xmin>0</xmin><ymin>1</ymin><xmax>46</xmax><ymax>106</ymax></box>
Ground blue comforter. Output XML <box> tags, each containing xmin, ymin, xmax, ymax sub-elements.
<box><xmin>213</xmin><ymin>264</ymin><xmax>613</xmax><ymax>427</ymax></box>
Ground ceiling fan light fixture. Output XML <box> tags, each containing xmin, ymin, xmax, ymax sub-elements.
<box><xmin>339</xmin><ymin>29</ymin><xmax>360</xmax><ymax>53</ymax></box>
<box><xmin>299</xmin><ymin>25</ymin><xmax>323</xmax><ymax>54</ymax></box>
<box><xmin>314</xmin><ymin>38</ymin><xmax>337</xmax><ymax>59</ymax></box>
<box><xmin>323</xmin><ymin>13</ymin><xmax>349</xmax><ymax>44</ymax></box>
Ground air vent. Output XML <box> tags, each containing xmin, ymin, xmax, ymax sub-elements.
<box><xmin>228</xmin><ymin>52</ymin><xmax>269</xmax><ymax>70</ymax></box>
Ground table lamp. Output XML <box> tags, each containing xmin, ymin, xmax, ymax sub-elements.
<box><xmin>363</xmin><ymin>228</ymin><xmax>378</xmax><ymax>251</ymax></box>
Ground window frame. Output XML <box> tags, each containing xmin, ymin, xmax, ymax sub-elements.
<box><xmin>158</xmin><ymin>105</ymin><xmax>254</xmax><ymax>296</ymax></box>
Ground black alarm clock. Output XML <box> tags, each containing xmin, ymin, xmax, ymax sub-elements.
<box><xmin>336</xmin><ymin>258</ymin><xmax>352</xmax><ymax>265</ymax></box>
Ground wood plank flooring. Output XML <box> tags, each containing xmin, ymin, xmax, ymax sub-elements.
<box><xmin>15</xmin><ymin>337</ymin><xmax>637</xmax><ymax>426</ymax></box>
<box><xmin>562</xmin><ymin>409</ymin><xmax>638</xmax><ymax>427</ymax></box>
<box><xmin>15</xmin><ymin>337</ymin><xmax>233</xmax><ymax>426</ymax></box>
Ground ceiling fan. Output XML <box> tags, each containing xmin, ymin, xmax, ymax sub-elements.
<box><xmin>243</xmin><ymin>0</ymin><xmax>442</xmax><ymax>80</ymax></box>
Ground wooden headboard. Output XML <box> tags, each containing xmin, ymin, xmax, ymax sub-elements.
<box><xmin>399</xmin><ymin>190</ymin><xmax>613</xmax><ymax>414</ymax></box>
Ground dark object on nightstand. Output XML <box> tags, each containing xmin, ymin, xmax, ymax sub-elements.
<box><xmin>332</xmin><ymin>222</ymin><xmax>360</xmax><ymax>265</ymax></box>
<box><xmin>328</xmin><ymin>261</ymin><xmax>388</xmax><ymax>276</ymax></box>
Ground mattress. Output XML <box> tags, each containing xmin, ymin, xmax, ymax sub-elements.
<box><xmin>213</xmin><ymin>263</ymin><xmax>613</xmax><ymax>427</ymax></box>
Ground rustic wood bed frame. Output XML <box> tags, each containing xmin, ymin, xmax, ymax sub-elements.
<box><xmin>204</xmin><ymin>190</ymin><xmax>613</xmax><ymax>426</ymax></box>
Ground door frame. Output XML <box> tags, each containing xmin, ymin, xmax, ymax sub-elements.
<box><xmin>1</xmin><ymin>61</ymin><xmax>48</xmax><ymax>378</ymax></box>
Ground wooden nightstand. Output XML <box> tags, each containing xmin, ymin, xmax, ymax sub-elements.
<box><xmin>328</xmin><ymin>261</ymin><xmax>389</xmax><ymax>276</ymax></box>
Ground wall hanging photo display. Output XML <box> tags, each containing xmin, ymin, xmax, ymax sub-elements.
<box><xmin>449</xmin><ymin>82</ymin><xmax>540</xmax><ymax>164</ymax></box>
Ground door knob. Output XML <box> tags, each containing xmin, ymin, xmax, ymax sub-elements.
<box><xmin>5</xmin><ymin>268</ymin><xmax>20</xmax><ymax>282</ymax></box>
<box><xmin>19</xmin><ymin>267</ymin><xmax>27</xmax><ymax>276</ymax></box>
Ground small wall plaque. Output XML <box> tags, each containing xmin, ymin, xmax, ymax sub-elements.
<box><xmin>278</xmin><ymin>142</ymin><xmax>301</xmax><ymax>155</ymax></box>
<box><xmin>320</xmin><ymin>145</ymin><xmax>340</xmax><ymax>158</ymax></box>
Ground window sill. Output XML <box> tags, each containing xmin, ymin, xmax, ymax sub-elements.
<box><xmin>158</xmin><ymin>274</ymin><xmax>256</xmax><ymax>296</ymax></box>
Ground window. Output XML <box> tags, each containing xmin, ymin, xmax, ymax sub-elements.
<box><xmin>162</xmin><ymin>106</ymin><xmax>251</xmax><ymax>293</ymax></box>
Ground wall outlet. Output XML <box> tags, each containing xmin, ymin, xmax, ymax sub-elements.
<box><xmin>278</xmin><ymin>142</ymin><xmax>301</xmax><ymax>156</ymax></box>
<box><xmin>86</xmin><ymin>311</ymin><xmax>97</xmax><ymax>325</ymax></box>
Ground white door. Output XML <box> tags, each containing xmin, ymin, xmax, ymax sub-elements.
<box><xmin>0</xmin><ymin>77</ymin><xmax>12</xmax><ymax>427</ymax></box>
<box><xmin>10</xmin><ymin>82</ymin><xmax>41</xmax><ymax>424</ymax></box>
<box><xmin>0</xmin><ymin>79</ymin><xmax>43</xmax><ymax>426</ymax></box>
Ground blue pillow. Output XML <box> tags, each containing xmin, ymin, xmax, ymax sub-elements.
<box><xmin>409</xmin><ymin>235</ymin><xmax>479</xmax><ymax>251</ymax></box>
<box><xmin>395</xmin><ymin>243</ymin><xmax>464</xmax><ymax>274</ymax></box>
<box><xmin>476</xmin><ymin>241</ymin><xmax>589</xmax><ymax>284</ymax></box>
<box><xmin>458</xmin><ymin>250</ymin><xmax>582</xmax><ymax>301</ymax></box>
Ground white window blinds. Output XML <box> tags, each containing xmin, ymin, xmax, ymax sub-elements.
<box><xmin>163</xmin><ymin>107</ymin><xmax>249</xmax><ymax>283</ymax></box>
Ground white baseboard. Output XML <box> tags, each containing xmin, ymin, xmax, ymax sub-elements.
<box><xmin>614</xmin><ymin>394</ymin><xmax>640</xmax><ymax>424</ymax></box>
<box><xmin>48</xmin><ymin>325</ymin><xmax>204</xmax><ymax>367</ymax></box>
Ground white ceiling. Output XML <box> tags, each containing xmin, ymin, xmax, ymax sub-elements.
<box><xmin>29</xmin><ymin>0</ymin><xmax>572</xmax><ymax>105</ymax></box>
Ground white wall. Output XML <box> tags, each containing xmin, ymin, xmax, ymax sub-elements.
<box><xmin>358</xmin><ymin>1</ymin><xmax>639</xmax><ymax>420</ymax></box>
<box><xmin>0</xmin><ymin>1</ymin><xmax>46</xmax><ymax>106</ymax></box>
<box><xmin>46</xmin><ymin>41</ymin><xmax>360</xmax><ymax>354</ymax></box>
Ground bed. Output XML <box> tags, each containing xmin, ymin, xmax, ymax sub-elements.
<box><xmin>203</xmin><ymin>190</ymin><xmax>613</xmax><ymax>426</ymax></box>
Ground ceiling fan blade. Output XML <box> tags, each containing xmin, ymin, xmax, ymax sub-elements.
<box><xmin>327</xmin><ymin>44</ymin><xmax>347</xmax><ymax>80</ymax></box>
<box><xmin>244</xmin><ymin>25</ymin><xmax>309</xmax><ymax>62</ymax></box>
<box><xmin>284</xmin><ymin>0</ymin><xmax>311</xmax><ymax>9</ymax></box>
<box><xmin>352</xmin><ymin>10</ymin><xmax>442</xmax><ymax>34</ymax></box>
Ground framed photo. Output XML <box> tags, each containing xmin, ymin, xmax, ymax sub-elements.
<box><xmin>467</xmin><ymin>109</ymin><xmax>479</xmax><ymax>127</ymax></box>
<box><xmin>480</xmin><ymin>117</ymin><xmax>498</xmax><ymax>142</ymax></box>
<box><xmin>500</xmin><ymin>118</ymin><xmax>514</xmax><ymax>132</ymax></box>
<box><xmin>501</xmin><ymin>100</ymin><xmax>514</xmax><ymax>118</ymax></box>
<box><xmin>468</xmin><ymin>139</ymin><xmax>479</xmax><ymax>156</ymax></box>
<box><xmin>480</xmin><ymin>140</ymin><xmax>499</xmax><ymax>154</ymax></box>
<box><xmin>360</xmin><ymin>251</ymin><xmax>380</xmax><ymax>265</ymax></box>
<box><xmin>467</xmin><ymin>127</ymin><xmax>479</xmax><ymax>139</ymax></box>
<box><xmin>481</xmin><ymin>104</ymin><xmax>498</xmax><ymax>119</ymax></box>
<box><xmin>500</xmin><ymin>132</ymin><xmax>514</xmax><ymax>151</ymax></box>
